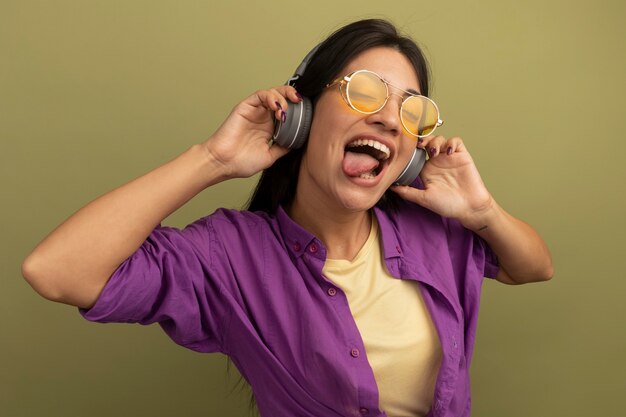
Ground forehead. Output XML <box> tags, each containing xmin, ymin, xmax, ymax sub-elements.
<box><xmin>340</xmin><ymin>47</ymin><xmax>421</xmax><ymax>93</ymax></box>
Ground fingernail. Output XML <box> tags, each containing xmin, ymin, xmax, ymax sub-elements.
<box><xmin>275</xmin><ymin>101</ymin><xmax>282</xmax><ymax>110</ymax></box>
<box><xmin>429</xmin><ymin>147</ymin><xmax>437</xmax><ymax>157</ymax></box>
<box><xmin>281</xmin><ymin>111</ymin><xmax>286</xmax><ymax>123</ymax></box>
<box><xmin>446</xmin><ymin>147</ymin><xmax>453</xmax><ymax>155</ymax></box>
<box><xmin>296</xmin><ymin>92</ymin><xmax>303</xmax><ymax>100</ymax></box>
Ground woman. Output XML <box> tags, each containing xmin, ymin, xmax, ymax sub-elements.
<box><xmin>22</xmin><ymin>19</ymin><xmax>552</xmax><ymax>417</ymax></box>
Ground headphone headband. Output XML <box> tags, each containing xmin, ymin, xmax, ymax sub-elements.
<box><xmin>274</xmin><ymin>41</ymin><xmax>425</xmax><ymax>186</ymax></box>
<box><xmin>287</xmin><ymin>44</ymin><xmax>321</xmax><ymax>86</ymax></box>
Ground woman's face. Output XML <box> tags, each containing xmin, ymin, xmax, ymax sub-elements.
<box><xmin>297</xmin><ymin>46</ymin><xmax>421</xmax><ymax>213</ymax></box>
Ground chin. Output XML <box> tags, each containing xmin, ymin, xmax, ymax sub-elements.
<box><xmin>336</xmin><ymin>187</ymin><xmax>386</xmax><ymax>212</ymax></box>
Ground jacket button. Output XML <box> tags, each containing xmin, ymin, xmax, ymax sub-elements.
<box><xmin>293</xmin><ymin>242</ymin><xmax>301</xmax><ymax>251</ymax></box>
<box><xmin>308</xmin><ymin>243</ymin><xmax>318</xmax><ymax>253</ymax></box>
<box><xmin>327</xmin><ymin>287</ymin><xmax>337</xmax><ymax>296</ymax></box>
<box><xmin>350</xmin><ymin>348</ymin><xmax>360</xmax><ymax>358</ymax></box>
<box><xmin>359</xmin><ymin>407</ymin><xmax>369</xmax><ymax>415</ymax></box>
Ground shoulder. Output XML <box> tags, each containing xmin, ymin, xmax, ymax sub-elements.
<box><xmin>380</xmin><ymin>200</ymin><xmax>488</xmax><ymax>265</ymax></box>
<box><xmin>149</xmin><ymin>209</ymin><xmax>275</xmax><ymax>249</ymax></box>
<box><xmin>200</xmin><ymin>208</ymin><xmax>285</xmax><ymax>250</ymax></box>
<box><xmin>390</xmin><ymin>200</ymin><xmax>479</xmax><ymax>241</ymax></box>
<box><xmin>201</xmin><ymin>208</ymin><xmax>275</xmax><ymax>230</ymax></box>
<box><xmin>381</xmin><ymin>199</ymin><xmax>448</xmax><ymax>242</ymax></box>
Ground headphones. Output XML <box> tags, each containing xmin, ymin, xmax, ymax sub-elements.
<box><xmin>272</xmin><ymin>45</ymin><xmax>426</xmax><ymax>186</ymax></box>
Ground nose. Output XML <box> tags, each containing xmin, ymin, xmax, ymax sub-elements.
<box><xmin>365</xmin><ymin>93</ymin><xmax>403</xmax><ymax>136</ymax></box>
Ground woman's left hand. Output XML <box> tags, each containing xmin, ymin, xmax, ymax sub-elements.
<box><xmin>391</xmin><ymin>136</ymin><xmax>494</xmax><ymax>231</ymax></box>
<box><xmin>392</xmin><ymin>135</ymin><xmax>554</xmax><ymax>284</ymax></box>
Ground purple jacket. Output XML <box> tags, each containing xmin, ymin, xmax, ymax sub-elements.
<box><xmin>81</xmin><ymin>200</ymin><xmax>498</xmax><ymax>417</ymax></box>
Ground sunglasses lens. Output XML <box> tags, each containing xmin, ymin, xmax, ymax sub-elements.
<box><xmin>402</xmin><ymin>96</ymin><xmax>439</xmax><ymax>137</ymax></box>
<box><xmin>345</xmin><ymin>71</ymin><xmax>387</xmax><ymax>113</ymax></box>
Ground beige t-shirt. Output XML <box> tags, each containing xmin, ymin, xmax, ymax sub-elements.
<box><xmin>323</xmin><ymin>217</ymin><xmax>442</xmax><ymax>417</ymax></box>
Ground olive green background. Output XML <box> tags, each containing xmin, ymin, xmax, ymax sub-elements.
<box><xmin>2</xmin><ymin>0</ymin><xmax>624</xmax><ymax>416</ymax></box>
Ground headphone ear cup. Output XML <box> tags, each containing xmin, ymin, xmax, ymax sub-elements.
<box><xmin>272</xmin><ymin>97</ymin><xmax>313</xmax><ymax>149</ymax></box>
<box><xmin>394</xmin><ymin>148</ymin><xmax>427</xmax><ymax>186</ymax></box>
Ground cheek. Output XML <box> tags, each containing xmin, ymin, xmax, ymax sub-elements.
<box><xmin>399</xmin><ymin>137</ymin><xmax>418</xmax><ymax>160</ymax></box>
<box><xmin>308</xmin><ymin>110</ymin><xmax>353</xmax><ymax>152</ymax></box>
<box><xmin>311</xmin><ymin>93</ymin><xmax>358</xmax><ymax>133</ymax></box>
<box><xmin>389</xmin><ymin>137</ymin><xmax>419</xmax><ymax>178</ymax></box>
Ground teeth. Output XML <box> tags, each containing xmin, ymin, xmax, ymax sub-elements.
<box><xmin>346</xmin><ymin>139</ymin><xmax>390</xmax><ymax>160</ymax></box>
<box><xmin>359</xmin><ymin>172</ymin><xmax>376</xmax><ymax>179</ymax></box>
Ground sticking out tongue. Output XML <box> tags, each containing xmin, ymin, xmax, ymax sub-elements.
<box><xmin>342</xmin><ymin>150</ymin><xmax>380</xmax><ymax>177</ymax></box>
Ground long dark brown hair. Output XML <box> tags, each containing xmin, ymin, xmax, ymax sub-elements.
<box><xmin>246</xmin><ymin>18</ymin><xmax>431</xmax><ymax>213</ymax></box>
<box><xmin>233</xmin><ymin>19</ymin><xmax>432</xmax><ymax>415</ymax></box>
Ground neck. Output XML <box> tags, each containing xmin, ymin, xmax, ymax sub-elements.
<box><xmin>288</xmin><ymin>194</ymin><xmax>372</xmax><ymax>261</ymax></box>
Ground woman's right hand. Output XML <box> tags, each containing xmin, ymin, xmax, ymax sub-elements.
<box><xmin>204</xmin><ymin>85</ymin><xmax>302</xmax><ymax>179</ymax></box>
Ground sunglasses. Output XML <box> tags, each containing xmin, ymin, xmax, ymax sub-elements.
<box><xmin>326</xmin><ymin>69</ymin><xmax>443</xmax><ymax>138</ymax></box>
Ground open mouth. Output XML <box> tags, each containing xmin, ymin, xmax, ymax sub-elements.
<box><xmin>343</xmin><ymin>138</ymin><xmax>391</xmax><ymax>179</ymax></box>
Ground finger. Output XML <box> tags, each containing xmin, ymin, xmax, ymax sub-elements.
<box><xmin>268</xmin><ymin>88</ymin><xmax>290</xmax><ymax>112</ymax></box>
<box><xmin>443</xmin><ymin>136</ymin><xmax>465</xmax><ymax>155</ymax></box>
<box><xmin>416</xmin><ymin>134</ymin><xmax>435</xmax><ymax>149</ymax></box>
<box><xmin>254</xmin><ymin>89</ymin><xmax>287</xmax><ymax>122</ymax></box>
<box><xmin>270</xmin><ymin>86</ymin><xmax>304</xmax><ymax>122</ymax></box>
<box><xmin>424</xmin><ymin>135</ymin><xmax>446</xmax><ymax>158</ymax></box>
<box><xmin>269</xmin><ymin>85</ymin><xmax>302</xmax><ymax>104</ymax></box>
<box><xmin>266</xmin><ymin>85</ymin><xmax>302</xmax><ymax>106</ymax></box>
<box><xmin>291</xmin><ymin>88</ymin><xmax>304</xmax><ymax>104</ymax></box>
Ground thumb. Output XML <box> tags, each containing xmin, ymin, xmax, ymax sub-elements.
<box><xmin>390</xmin><ymin>184</ymin><xmax>427</xmax><ymax>206</ymax></box>
<box><xmin>268</xmin><ymin>141</ymin><xmax>291</xmax><ymax>161</ymax></box>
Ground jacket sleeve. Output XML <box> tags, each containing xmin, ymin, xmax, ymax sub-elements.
<box><xmin>442</xmin><ymin>215</ymin><xmax>500</xmax><ymax>280</ymax></box>
<box><xmin>475</xmin><ymin>231</ymin><xmax>499</xmax><ymax>279</ymax></box>
<box><xmin>79</xmin><ymin>217</ymin><xmax>229</xmax><ymax>353</ymax></box>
